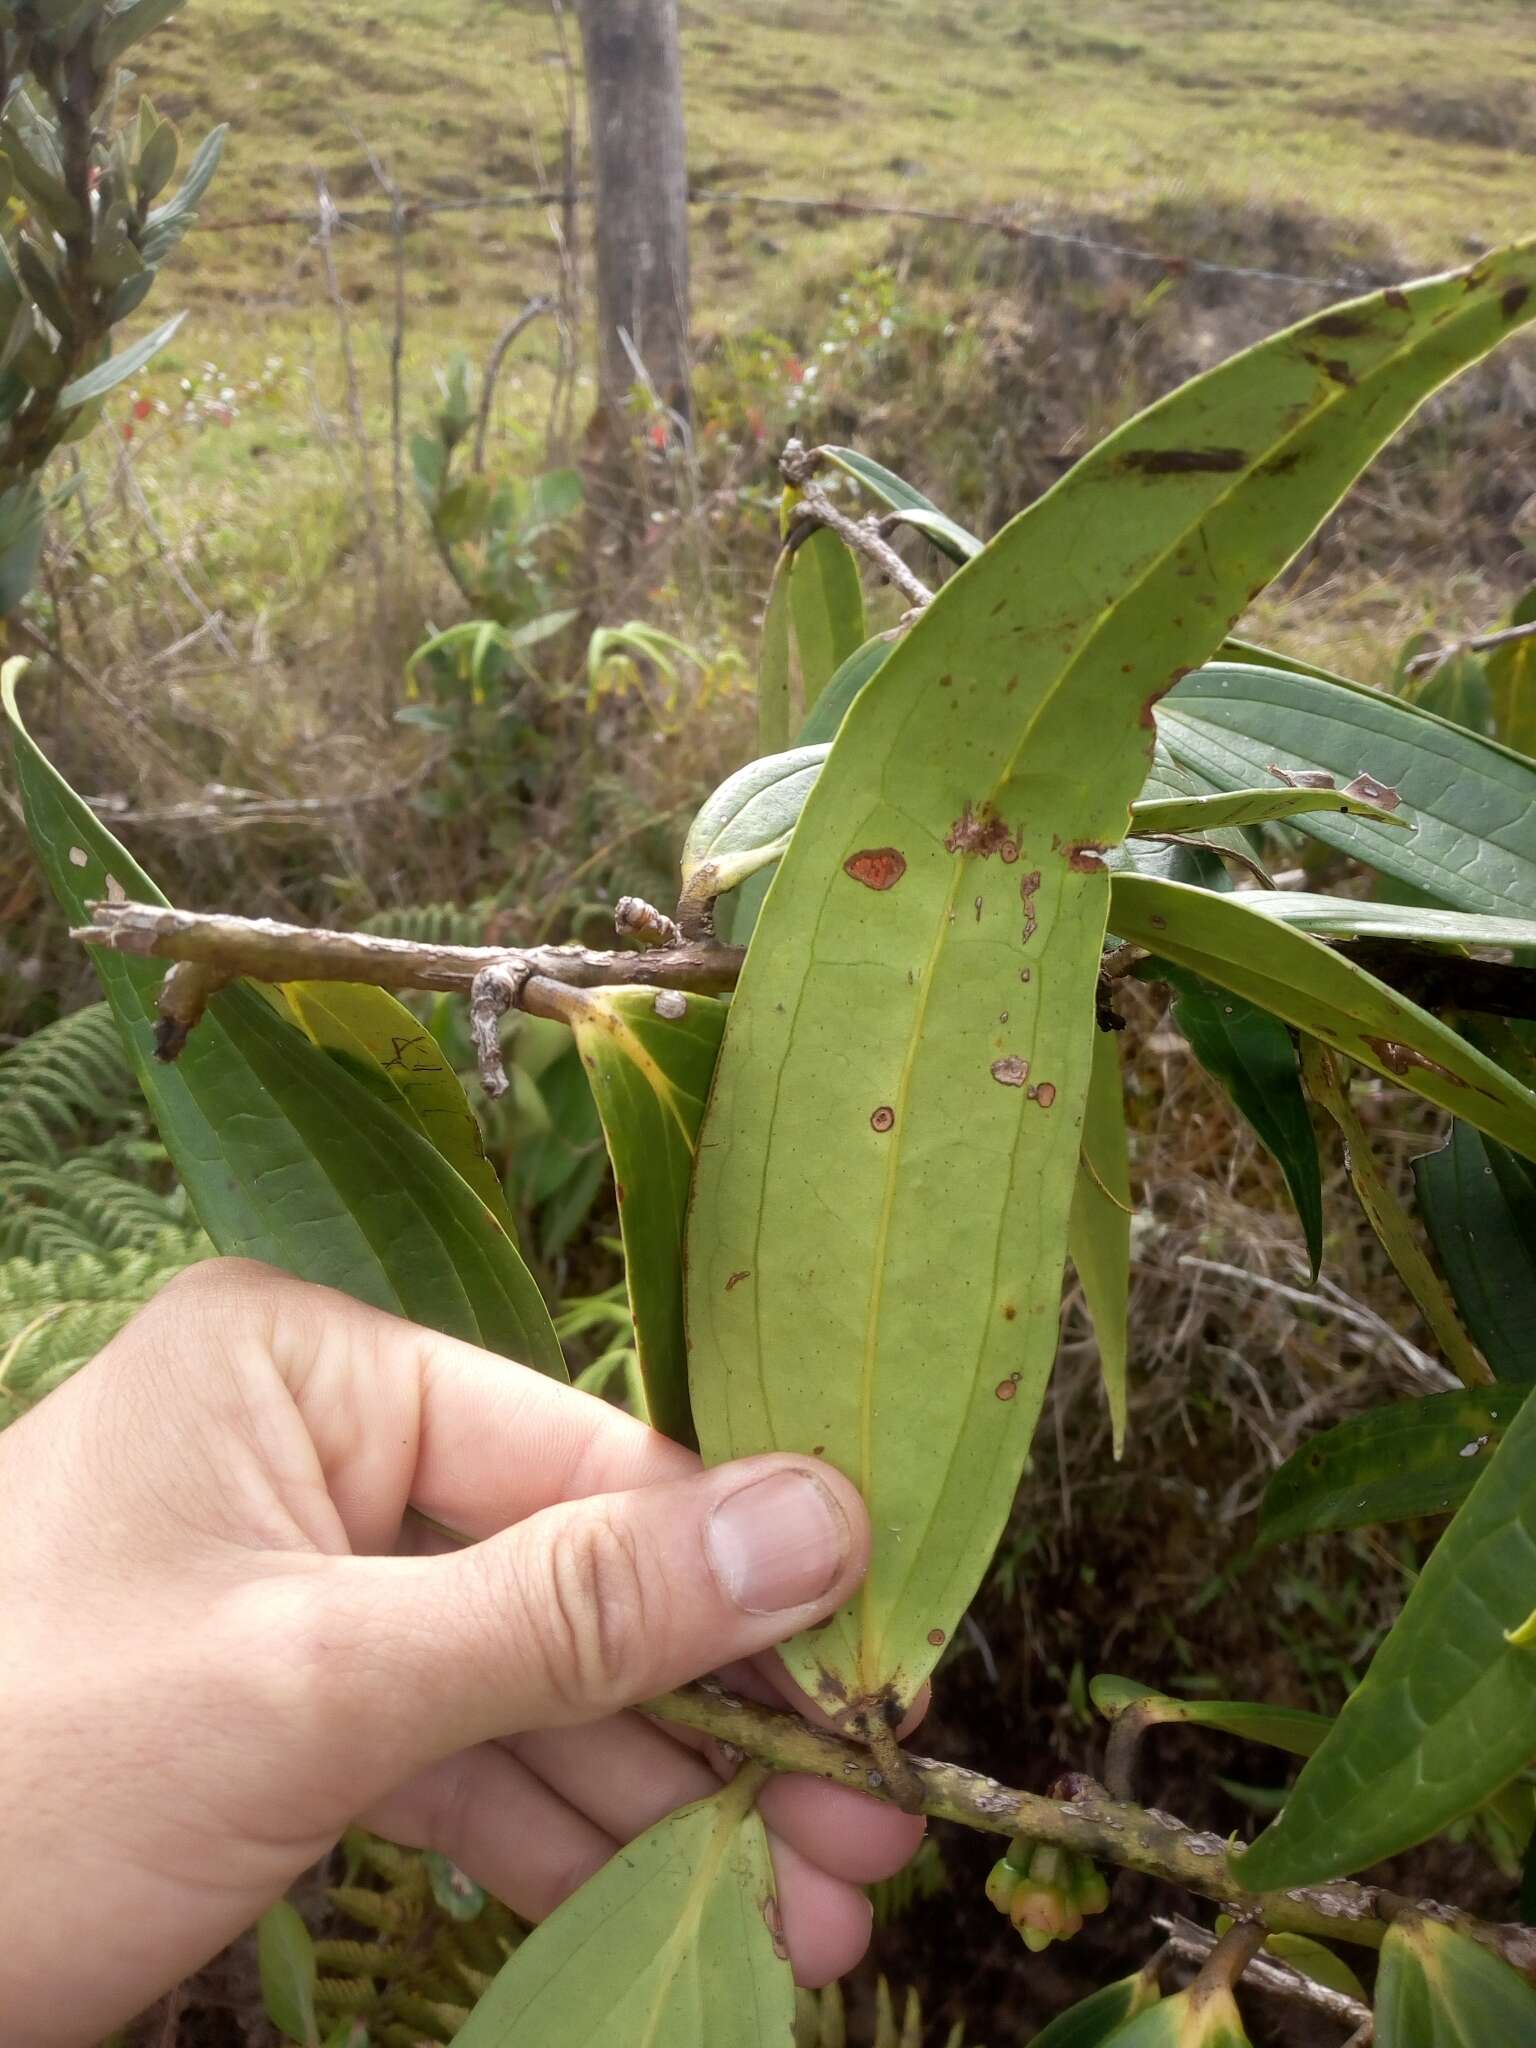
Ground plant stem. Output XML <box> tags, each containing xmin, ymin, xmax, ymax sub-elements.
<box><xmin>72</xmin><ymin>900</ymin><xmax>744</xmax><ymax>1053</ymax></box>
<box><xmin>643</xmin><ymin>1681</ymin><xmax>1536</xmax><ymax>1984</ymax></box>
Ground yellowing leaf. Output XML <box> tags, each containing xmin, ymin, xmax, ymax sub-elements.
<box><xmin>451</xmin><ymin>1770</ymin><xmax>792</xmax><ymax>2047</ymax></box>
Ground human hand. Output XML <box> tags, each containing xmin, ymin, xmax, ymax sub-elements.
<box><xmin>0</xmin><ymin>1260</ymin><xmax>924</xmax><ymax>2048</ymax></box>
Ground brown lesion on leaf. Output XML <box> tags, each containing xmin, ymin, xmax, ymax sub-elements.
<box><xmin>1383</xmin><ymin>286</ymin><xmax>1410</xmax><ymax>311</ymax></box>
<box><xmin>1261</xmin><ymin>450</ymin><xmax>1303</xmax><ymax>477</ymax></box>
<box><xmin>1019</xmin><ymin>869</ymin><xmax>1042</xmax><ymax>945</ymax></box>
<box><xmin>725</xmin><ymin>1269</ymin><xmax>751</xmax><ymax>1291</ymax></box>
<box><xmin>1001</xmin><ymin>1303</ymin><xmax>1017</xmax><ymax>1321</ymax></box>
<box><xmin>1028</xmin><ymin>1080</ymin><xmax>1058</xmax><ymax>1108</ymax></box>
<box><xmin>1269</xmin><ymin>762</ymin><xmax>1336</xmax><ymax>790</ymax></box>
<box><xmin>1140</xmin><ymin>668</ymin><xmax>1190</xmax><ymax>728</ymax></box>
<box><xmin>1303</xmin><ymin>349</ymin><xmax>1357</xmax><ymax>387</ymax></box>
<box><xmin>844</xmin><ymin>847</ymin><xmax>907</xmax><ymax>891</ymax></box>
<box><xmin>927</xmin><ymin>1628</ymin><xmax>947</xmax><ymax>1647</ymax></box>
<box><xmin>1064</xmin><ymin>841</ymin><xmax>1108</xmax><ymax>873</ymax></box>
<box><xmin>1313</xmin><ymin>312</ymin><xmax>1371</xmax><ymax>339</ymax></box>
<box><xmin>1363</xmin><ymin>1037</ymin><xmax>1462</xmax><ymax>1084</ymax></box>
<box><xmin>995</xmin><ymin>1372</ymin><xmax>1022</xmax><ymax>1401</ymax></box>
<box><xmin>1118</xmin><ymin>446</ymin><xmax>1246</xmax><ymax>475</ymax></box>
<box><xmin>1502</xmin><ymin>282</ymin><xmax>1531</xmax><ymax>321</ymax></box>
<box><xmin>870</xmin><ymin>1104</ymin><xmax>895</xmax><ymax>1132</ymax></box>
<box><xmin>760</xmin><ymin>1896</ymin><xmax>789</xmax><ymax>1961</ymax></box>
<box><xmin>990</xmin><ymin>1055</ymin><xmax>1029</xmax><ymax>1087</ymax></box>
<box><xmin>1343</xmin><ymin>771</ymin><xmax>1402</xmax><ymax>810</ymax></box>
<box><xmin>945</xmin><ymin>801</ymin><xmax>1017</xmax><ymax>859</ymax></box>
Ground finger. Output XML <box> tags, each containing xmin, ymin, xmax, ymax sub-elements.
<box><xmin>360</xmin><ymin>1743</ymin><xmax>617</xmax><ymax>1924</ymax></box>
<box><xmin>311</xmin><ymin>1453</ymin><xmax>871</xmax><ymax>1772</ymax></box>
<box><xmin>769</xmin><ymin>1837</ymin><xmax>875</xmax><ymax>1990</ymax></box>
<box><xmin>140</xmin><ymin>1262</ymin><xmax>699</xmax><ymax>1555</ymax></box>
<box><xmin>758</xmin><ymin>1773</ymin><xmax>926</xmax><ymax>1885</ymax></box>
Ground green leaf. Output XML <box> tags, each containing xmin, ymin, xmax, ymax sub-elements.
<box><xmin>1161</xmin><ymin>664</ymin><xmax>1536</xmax><ymax>916</ymax></box>
<box><xmin>135</xmin><ymin>115</ymin><xmax>179</xmax><ymax>207</ymax></box>
<box><xmin>690</xmin><ymin>242</ymin><xmax>1536</xmax><ymax>1726</ymax></box>
<box><xmin>682</xmin><ymin>745</ymin><xmax>829</xmax><ymax>897</ymax></box>
<box><xmin>1089</xmin><ymin>1675</ymin><xmax>1330</xmax><ymax>1757</ymax></box>
<box><xmin>425</xmin><ymin>1850</ymin><xmax>486</xmax><ymax>1923</ymax></box>
<box><xmin>1415</xmin><ymin>1123</ymin><xmax>1536</xmax><ymax>1382</ymax></box>
<box><xmin>139</xmin><ymin>123</ymin><xmax>226</xmax><ymax>262</ymax></box>
<box><xmin>1300</xmin><ymin>1038</ymin><xmax>1488</xmax><ymax>1387</ymax></box>
<box><xmin>277</xmin><ymin>980</ymin><xmax>517</xmax><ymax>1235</ymax></box>
<box><xmin>1255</xmin><ymin>1935</ymin><xmax>1365</xmax><ymax>2002</ymax></box>
<box><xmin>451</xmin><ymin>1771</ymin><xmax>793</xmax><ymax>2048</ymax></box>
<box><xmin>1217</xmin><ymin>891</ymin><xmax>1536</xmax><ymax>949</ymax></box>
<box><xmin>5</xmin><ymin>665</ymin><xmax>564</xmax><ymax>1376</ymax></box>
<box><xmin>1108</xmin><ymin>876</ymin><xmax>1536</xmax><ymax>1163</ymax></box>
<box><xmin>1094</xmin><ymin>1985</ymin><xmax>1250</xmax><ymax>2047</ymax></box>
<box><xmin>1375</xmin><ymin>1918</ymin><xmax>1536</xmax><ymax>2047</ymax></box>
<box><xmin>257</xmin><ymin>1900</ymin><xmax>318</xmax><ymax>2047</ymax></box>
<box><xmin>1129</xmin><ymin>783</ymin><xmax>1406</xmax><ymax>834</ymax></box>
<box><xmin>96</xmin><ymin>0</ymin><xmax>185</xmax><ymax>66</ymax></box>
<box><xmin>567</xmin><ymin>986</ymin><xmax>727</xmax><ymax>1447</ymax></box>
<box><xmin>1028</xmin><ymin>1968</ymin><xmax>1161</xmax><ymax>2047</ymax></box>
<box><xmin>1257</xmin><ymin>1385</ymin><xmax>1526</xmax><ymax>1548</ymax></box>
<box><xmin>1236</xmin><ymin>1350</ymin><xmax>1536</xmax><ymax>1888</ymax></box>
<box><xmin>58</xmin><ymin>312</ymin><xmax>185</xmax><ymax>409</ymax></box>
<box><xmin>789</xmin><ymin>527</ymin><xmax>865</xmax><ymax>711</ymax></box>
<box><xmin>1068</xmin><ymin>1028</ymin><xmax>1131</xmax><ymax>1455</ymax></box>
<box><xmin>819</xmin><ymin>446</ymin><xmax>981</xmax><ymax>563</ymax></box>
<box><xmin>1157</xmin><ymin>963</ymin><xmax>1322</xmax><ymax>1281</ymax></box>
<box><xmin>797</xmin><ymin>635</ymin><xmax>891</xmax><ymax>747</ymax></box>
<box><xmin>1486</xmin><ymin>587</ymin><xmax>1536</xmax><ymax>758</ymax></box>
<box><xmin>757</xmin><ymin>552</ymin><xmax>793</xmax><ymax>756</ymax></box>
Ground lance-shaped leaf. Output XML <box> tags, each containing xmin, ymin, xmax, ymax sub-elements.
<box><xmin>1236</xmin><ymin>1348</ymin><xmax>1536</xmax><ymax>1888</ymax></box>
<box><xmin>1155</xmin><ymin>963</ymin><xmax>1322</xmax><ymax>1280</ymax></box>
<box><xmin>798</xmin><ymin>634</ymin><xmax>892</xmax><ymax>747</ymax></box>
<box><xmin>789</xmin><ymin>527</ymin><xmax>865</xmax><ymax>711</ymax></box>
<box><xmin>565</xmin><ymin>986</ymin><xmax>727</xmax><ymax>1447</ymax></box>
<box><xmin>1108</xmin><ymin>876</ymin><xmax>1536</xmax><ymax>1163</ymax></box>
<box><xmin>1128</xmin><ymin>782</ymin><xmax>1405</xmax><ymax>835</ymax></box>
<box><xmin>1092</xmin><ymin>1985</ymin><xmax>1251</xmax><ymax>2047</ymax></box>
<box><xmin>690</xmin><ymin>244</ymin><xmax>1536</xmax><ymax>1727</ymax></box>
<box><xmin>1089</xmin><ymin>1674</ymin><xmax>1330</xmax><ymax>1757</ymax></box>
<box><xmin>1028</xmin><ymin>1967</ymin><xmax>1162</xmax><ymax>2046</ymax></box>
<box><xmin>1374</xmin><ymin>1917</ymin><xmax>1536</xmax><ymax>2047</ymax></box>
<box><xmin>257</xmin><ymin>1901</ymin><xmax>319</xmax><ymax>2047</ymax></box>
<box><xmin>278</xmin><ymin>980</ymin><xmax>515</xmax><ymax>1233</ymax></box>
<box><xmin>1220</xmin><ymin>892</ymin><xmax>1536</xmax><ymax>949</ymax></box>
<box><xmin>1487</xmin><ymin>587</ymin><xmax>1536</xmax><ymax>758</ymax></box>
<box><xmin>758</xmin><ymin>553</ymin><xmax>793</xmax><ymax>756</ymax></box>
<box><xmin>1069</xmin><ymin>1028</ymin><xmax>1132</xmax><ymax>1455</ymax></box>
<box><xmin>5</xmin><ymin>668</ymin><xmax>563</xmax><ymax>1375</ymax></box>
<box><xmin>819</xmin><ymin>446</ymin><xmax>981</xmax><ymax>563</ymax></box>
<box><xmin>1161</xmin><ymin>664</ymin><xmax>1536</xmax><ymax>916</ymax></box>
<box><xmin>1300</xmin><ymin>1039</ymin><xmax>1489</xmax><ymax>1387</ymax></box>
<box><xmin>683</xmin><ymin>746</ymin><xmax>829</xmax><ymax>897</ymax></box>
<box><xmin>1258</xmin><ymin>1385</ymin><xmax>1527</xmax><ymax>1548</ymax></box>
<box><xmin>1415</xmin><ymin>1123</ymin><xmax>1536</xmax><ymax>1382</ymax></box>
<box><xmin>451</xmin><ymin>1769</ymin><xmax>793</xmax><ymax>2048</ymax></box>
<box><xmin>58</xmin><ymin>311</ymin><xmax>186</xmax><ymax>409</ymax></box>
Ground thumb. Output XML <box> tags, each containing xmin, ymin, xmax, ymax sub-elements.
<box><xmin>317</xmin><ymin>1454</ymin><xmax>869</xmax><ymax>1776</ymax></box>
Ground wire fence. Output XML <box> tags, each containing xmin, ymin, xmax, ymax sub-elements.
<box><xmin>197</xmin><ymin>179</ymin><xmax>1394</xmax><ymax>300</ymax></box>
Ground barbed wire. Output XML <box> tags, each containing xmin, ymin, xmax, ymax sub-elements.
<box><xmin>198</xmin><ymin>182</ymin><xmax>1390</xmax><ymax>297</ymax></box>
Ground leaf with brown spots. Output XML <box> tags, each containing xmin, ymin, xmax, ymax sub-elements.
<box><xmin>688</xmin><ymin>238</ymin><xmax>1536</xmax><ymax>1731</ymax></box>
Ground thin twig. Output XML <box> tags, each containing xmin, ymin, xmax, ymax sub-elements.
<box><xmin>354</xmin><ymin>129</ymin><xmax>409</xmax><ymax>549</ymax></box>
<box><xmin>1405</xmin><ymin>618</ymin><xmax>1536</xmax><ymax>678</ymax></box>
<box><xmin>780</xmin><ymin>441</ymin><xmax>934</xmax><ymax>609</ymax></box>
<box><xmin>71</xmin><ymin>899</ymin><xmax>743</xmax><ymax>1006</ymax></box>
<box><xmin>643</xmin><ymin>1682</ymin><xmax>1536</xmax><ymax>1982</ymax></box>
<box><xmin>1156</xmin><ymin>1915</ymin><xmax>1372</xmax><ymax>2031</ymax></box>
<box><xmin>472</xmin><ymin>296</ymin><xmax>556</xmax><ymax>474</ymax></box>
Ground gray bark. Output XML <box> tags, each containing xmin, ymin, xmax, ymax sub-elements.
<box><xmin>574</xmin><ymin>0</ymin><xmax>692</xmax><ymax>425</ymax></box>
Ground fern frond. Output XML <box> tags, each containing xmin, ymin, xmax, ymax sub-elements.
<box><xmin>0</xmin><ymin>1151</ymin><xmax>189</xmax><ymax>1260</ymax></box>
<box><xmin>0</xmin><ymin>1234</ymin><xmax>205</xmax><ymax>1413</ymax></box>
<box><xmin>0</xmin><ymin>1003</ymin><xmax>137</xmax><ymax>1165</ymax></box>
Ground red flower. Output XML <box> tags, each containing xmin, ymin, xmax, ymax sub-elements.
<box><xmin>132</xmin><ymin>398</ymin><xmax>153</xmax><ymax>421</ymax></box>
<box><xmin>647</xmin><ymin>420</ymin><xmax>668</xmax><ymax>450</ymax></box>
<box><xmin>120</xmin><ymin>424</ymin><xmax>134</xmax><ymax>442</ymax></box>
<box><xmin>785</xmin><ymin>357</ymin><xmax>804</xmax><ymax>384</ymax></box>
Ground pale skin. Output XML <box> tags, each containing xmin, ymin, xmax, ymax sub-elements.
<box><xmin>0</xmin><ymin>1260</ymin><xmax>925</xmax><ymax>2048</ymax></box>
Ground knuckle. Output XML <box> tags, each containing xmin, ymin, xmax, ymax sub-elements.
<box><xmin>533</xmin><ymin>1509</ymin><xmax>652</xmax><ymax>1715</ymax></box>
